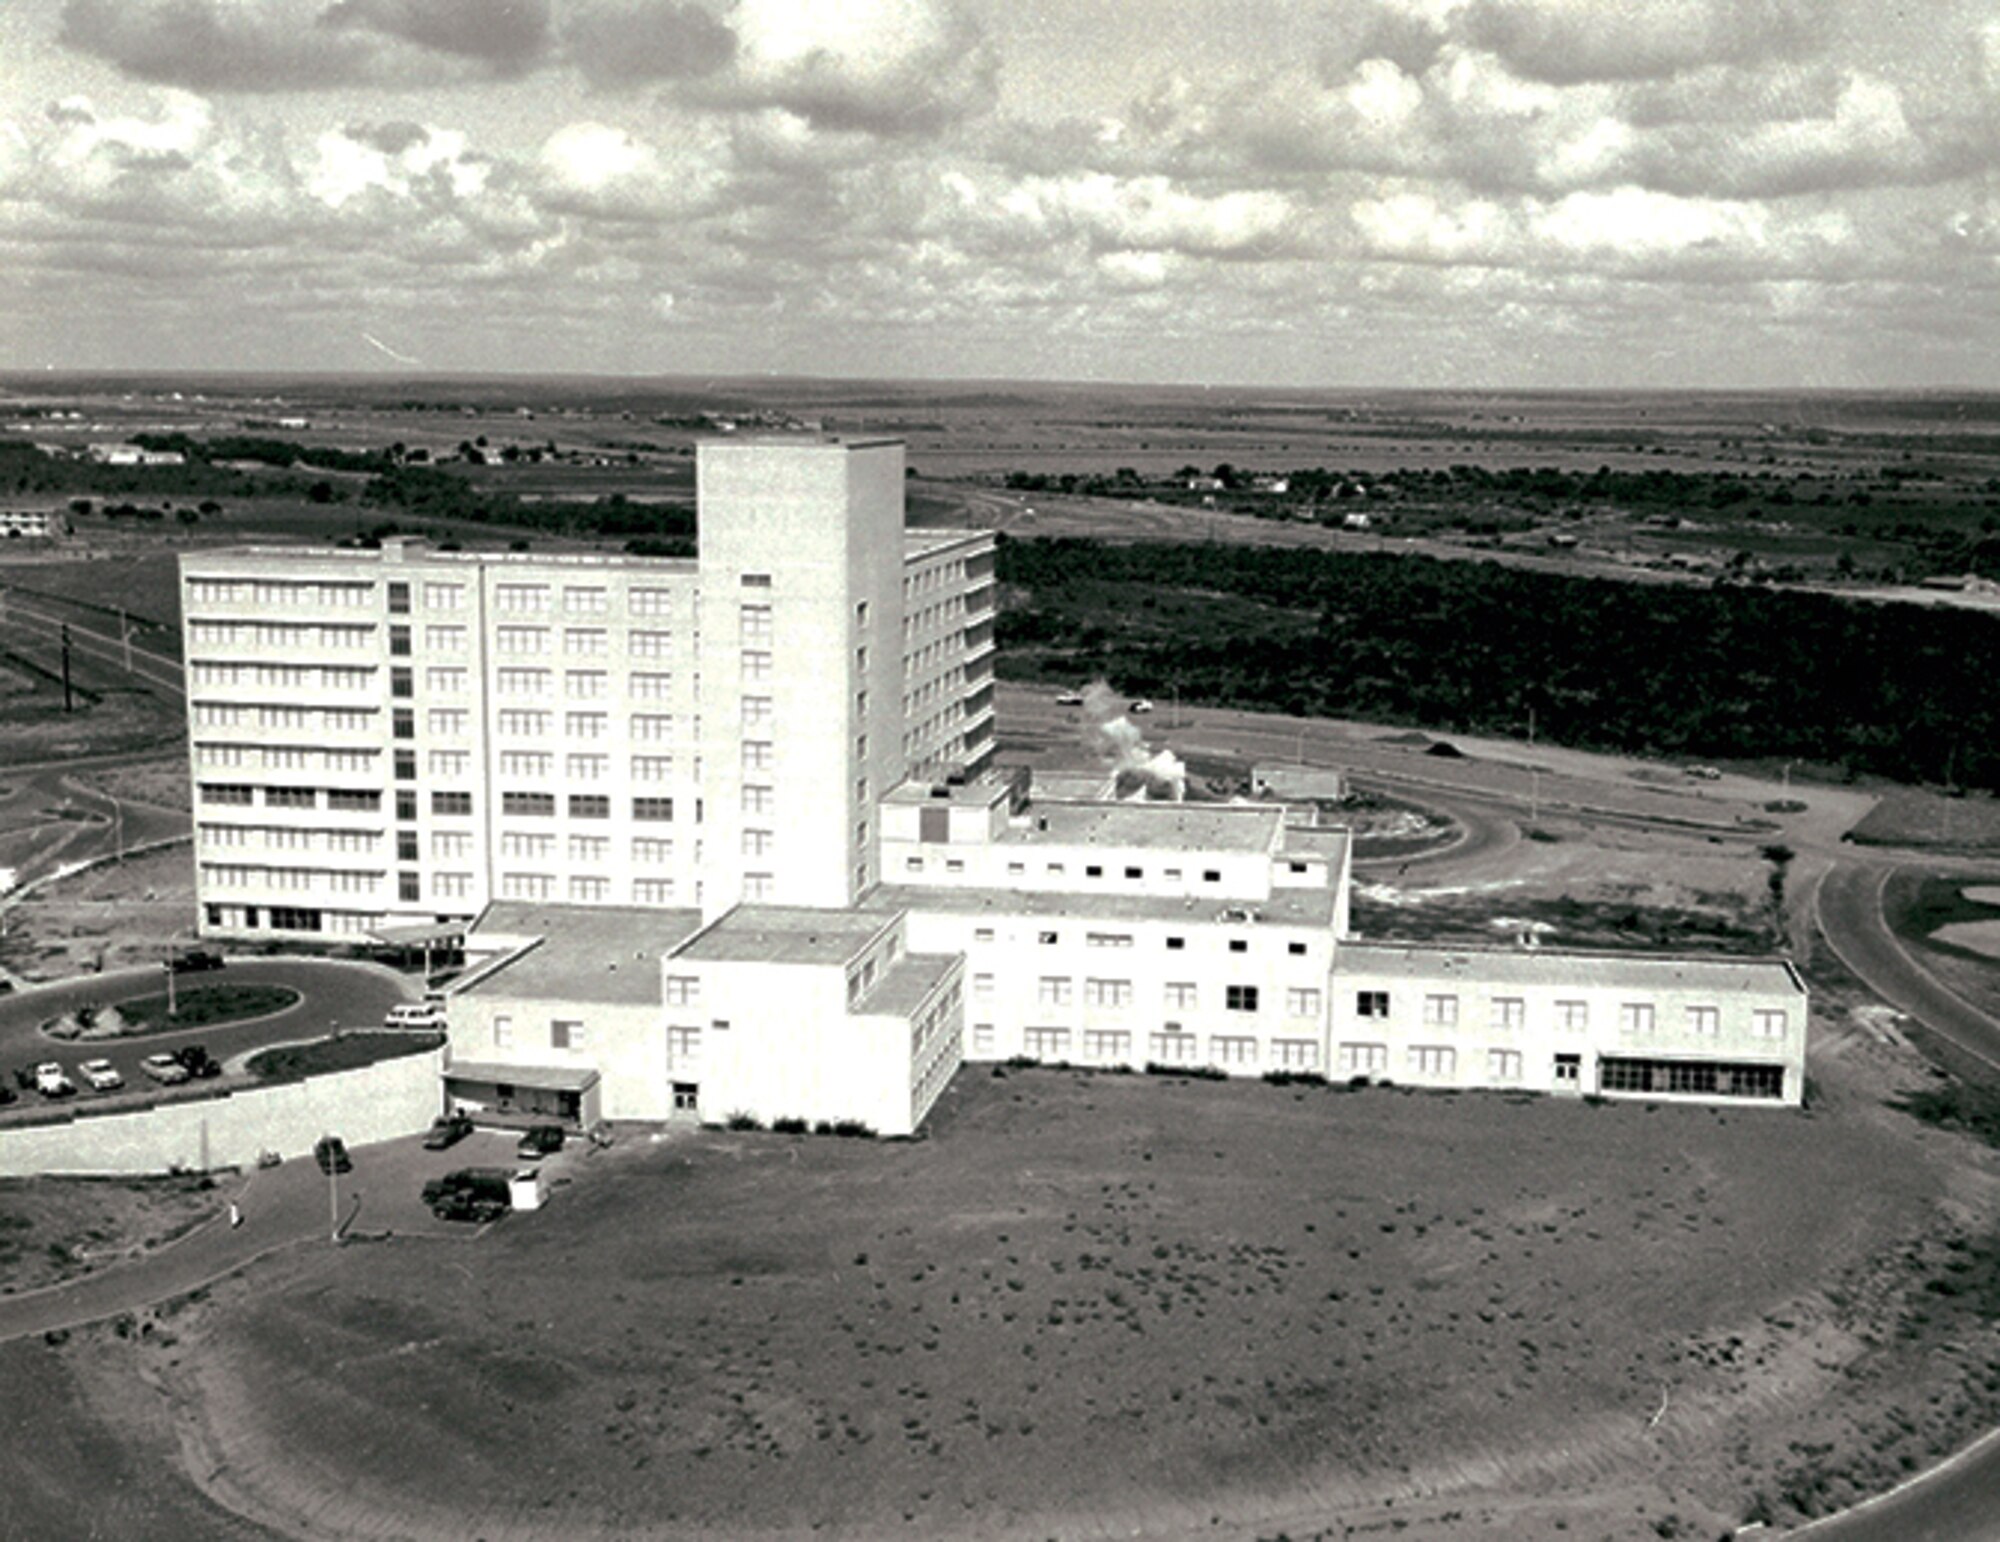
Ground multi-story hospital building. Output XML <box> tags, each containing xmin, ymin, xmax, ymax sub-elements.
<box><xmin>179</xmin><ymin>437</ymin><xmax>1806</xmax><ymax>1135</ymax></box>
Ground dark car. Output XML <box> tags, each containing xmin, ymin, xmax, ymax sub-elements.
<box><xmin>515</xmin><ymin>1124</ymin><xmax>565</xmax><ymax>1160</ymax></box>
<box><xmin>11</xmin><ymin>1067</ymin><xmax>33</xmax><ymax>1093</ymax></box>
<box><xmin>176</xmin><ymin>1044</ymin><xmax>223</xmax><ymax>1079</ymax></box>
<box><xmin>422</xmin><ymin>1112</ymin><xmax>473</xmax><ymax>1150</ymax></box>
<box><xmin>0</xmin><ymin>1081</ymin><xmax>15</xmax><ymax>1107</ymax></box>
<box><xmin>169</xmin><ymin>949</ymin><xmax>226</xmax><ymax>974</ymax></box>
<box><xmin>314</xmin><ymin>1135</ymin><xmax>352</xmax><ymax>1174</ymax></box>
<box><xmin>422</xmin><ymin>1167</ymin><xmax>512</xmax><ymax>1222</ymax></box>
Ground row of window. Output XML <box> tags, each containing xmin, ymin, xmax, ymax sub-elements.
<box><xmin>497</xmin><ymin>792</ymin><xmax>677</xmax><ymax>821</ymax></box>
<box><xmin>187</xmin><ymin>579</ymin><xmax>375</xmax><ymax>608</ymax></box>
<box><xmin>1357</xmin><ymin>991</ymin><xmax>1787</xmax><ymax>1039</ymax></box>
<box><xmin>999</xmin><ymin>977</ymin><xmax>1317</xmax><ymax>1016</ymax></box>
<box><xmin>189</xmin><ymin>621</ymin><xmax>372</xmax><ymax>649</ymax></box>
<box><xmin>491</xmin><ymin>669</ymin><xmax>673</xmax><ymax>700</ymax></box>
<box><xmin>490</xmin><ymin>583</ymin><xmax>676</xmax><ymax>617</ymax></box>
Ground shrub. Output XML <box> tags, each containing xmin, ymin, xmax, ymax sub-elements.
<box><xmin>1346</xmin><ymin>1074</ymin><xmax>1373</xmax><ymax>1090</ymax></box>
<box><xmin>1005</xmin><ymin>1054</ymin><xmax>1041</xmax><ymax>1069</ymax></box>
<box><xmin>725</xmin><ymin>1110</ymin><xmax>763</xmax><ymax>1131</ymax></box>
<box><xmin>772</xmin><ymin>1116</ymin><xmax>808</xmax><ymax>1134</ymax></box>
<box><xmin>1263</xmin><ymin>1070</ymin><xmax>1328</xmax><ymax>1087</ymax></box>
<box><xmin>1145</xmin><ymin>1061</ymin><xmax>1225</xmax><ymax>1080</ymax></box>
<box><xmin>829</xmin><ymin>1119</ymin><xmax>875</xmax><ymax>1139</ymax></box>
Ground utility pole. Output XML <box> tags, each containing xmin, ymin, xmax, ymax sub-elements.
<box><xmin>120</xmin><ymin>608</ymin><xmax>131</xmax><ymax>672</ymax></box>
<box><xmin>61</xmin><ymin>624</ymin><xmax>73</xmax><ymax>712</ymax></box>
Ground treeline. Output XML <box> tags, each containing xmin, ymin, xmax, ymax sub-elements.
<box><xmin>132</xmin><ymin>432</ymin><xmax>395</xmax><ymax>474</ymax></box>
<box><xmin>997</xmin><ymin>536</ymin><xmax>2000</xmax><ymax>793</ymax></box>
<box><xmin>359</xmin><ymin>466</ymin><xmax>694</xmax><ymax>544</ymax></box>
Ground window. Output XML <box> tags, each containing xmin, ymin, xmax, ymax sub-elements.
<box><xmin>1085</xmin><ymin>865</ymin><xmax>1103</xmax><ymax>879</ymax></box>
<box><xmin>1557</xmin><ymin>1000</ymin><xmax>1589</xmax><ymax>1031</ymax></box>
<box><xmin>631</xmin><ymin>836</ymin><xmax>672</xmax><ymax>865</ymax></box>
<box><xmin>566</xmin><ymin>670</ymin><xmax>606</xmax><ymax>700</ymax></box>
<box><xmin>1037</xmin><ymin>976</ymin><xmax>1072</xmax><ymax>1006</ymax></box>
<box><xmin>425</xmin><ymin>624</ymin><xmax>466</xmax><ymax>652</ymax></box>
<box><xmin>1356</xmin><ymin>990</ymin><xmax>1389</xmax><ymax>1018</ymax></box>
<box><xmin>1203</xmin><ymin>869</ymin><xmax>1221</xmax><ymax>883</ymax></box>
<box><xmin>1166</xmin><ymin>936</ymin><xmax>1185</xmax><ymax>951</ymax></box>
<box><xmin>564</xmin><ymin>628</ymin><xmax>607</xmax><ymax>657</ymax></box>
<box><xmin>199</xmin><ymin>783</ymin><xmax>255</xmax><ymax>806</ymax></box>
<box><xmin>1492</xmin><ymin>997</ymin><xmax>1525</xmax><ymax>1030</ymax></box>
<box><xmin>742</xmin><ymin>828</ymin><xmax>773</xmax><ymax>857</ymax></box>
<box><xmin>1084</xmin><ymin>978</ymin><xmax>1132</xmax><ymax>1008</ymax></box>
<box><xmin>1210</xmin><ymin>1035</ymin><xmax>1257</xmax><ymax>1067</ymax></box>
<box><xmin>551</xmin><ymin>1018</ymin><xmax>583</xmax><ymax>1049</ymax></box>
<box><xmin>500</xmin><ymin>872</ymin><xmax>555</xmax><ymax>900</ymax></box>
<box><xmin>498</xmin><ymin>709</ymin><xmax>550</xmax><ymax>736</ymax></box>
<box><xmin>1038</xmin><ymin>930</ymin><xmax>1058</xmax><ymax>945</ymax></box>
<box><xmin>428</xmin><ymin>708</ymin><xmax>469</xmax><ymax>735</ymax></box>
<box><xmin>631</xmin><ymin>755</ymin><xmax>673</xmax><ymax>782</ymax></box>
<box><xmin>665</xmin><ymin>977</ymin><xmax>700</xmax><ymax>1007</ymax></box>
<box><xmin>739</xmin><ymin>603</ymin><xmax>772</xmax><ymax>645</ymax></box>
<box><xmin>1023</xmin><ymin>1026</ymin><xmax>1070</xmax><ymax>1059</ymax></box>
<box><xmin>1488</xmin><ymin>1049</ymin><xmax>1523</xmax><ymax>1081</ymax></box>
<box><xmin>972</xmin><ymin>1022</ymin><xmax>995</xmax><ymax>1054</ymax></box>
<box><xmin>633</xmin><ymin>797</ymin><xmax>674</xmax><ymax>822</ymax></box>
<box><xmin>432</xmin><ymin>830</ymin><xmax>471</xmax><ymax>858</ymax></box>
<box><xmin>565</xmin><ymin>711</ymin><xmax>607</xmax><ymax>739</ymax></box>
<box><xmin>1422</xmin><ymin>994</ymin><xmax>1458</xmax><ymax>1028</ymax></box>
<box><xmin>1087</xmin><ymin>932</ymin><xmax>1133</xmax><ymax>948</ymax></box>
<box><xmin>497</xmin><ymin>668</ymin><xmax>549</xmax><ymax>697</ymax></box>
<box><xmin>398</xmin><ymin>872</ymin><xmax>421</xmax><ymax>902</ymax></box>
<box><xmin>568</xmin><ymin>876</ymin><xmax>608</xmax><ymax>902</ymax></box>
<box><xmin>1225</xmin><ymin>985</ymin><xmax>1260</xmax><ymax>1013</ymax></box>
<box><xmin>1082</xmin><ymin>1029</ymin><xmax>1132</xmax><ymax>1063</ymax></box>
<box><xmin>502</xmin><ymin>791</ymin><xmax>556</xmax><ymax>817</ymax></box>
<box><xmin>563</xmin><ymin>586</ymin><xmax>607</xmax><ymax>616</ymax></box>
<box><xmin>743</xmin><ymin>741</ymin><xmax>773</xmax><ymax>773</ymax></box>
<box><xmin>1164</xmin><ymin>982</ymin><xmax>1197</xmax><ymax>1010</ymax></box>
<box><xmin>568</xmin><ymin>835</ymin><xmax>609</xmax><ymax>864</ymax></box>
<box><xmin>392</xmin><ymin>709</ymin><xmax>415</xmax><ymax>740</ymax></box>
<box><xmin>741</xmin><ymin>649</ymin><xmax>771</xmax><ymax>683</ymax></box>
<box><xmin>632</xmin><ymin>714</ymin><xmax>673</xmax><ymax>742</ymax></box>
<box><xmin>1409</xmin><ymin>1046</ymin><xmax>1457</xmax><ymax>1077</ymax></box>
<box><xmin>390</xmin><ymin>667</ymin><xmax>413</xmax><ymax>698</ymax></box>
<box><xmin>1286</xmin><ymin>987</ymin><xmax>1322</xmax><ymax>1018</ymax></box>
<box><xmin>1271</xmin><ymin>1039</ymin><xmax>1320</xmax><ymax>1070</ymax></box>
<box><xmin>631</xmin><ymin>630</ymin><xmax>673</xmax><ymax>659</ymax></box>
<box><xmin>493</xmin><ymin>1015</ymin><xmax>513</xmax><ymax>1048</ymax></box>
<box><xmin>1620</xmin><ymin>1003</ymin><xmax>1656</xmax><ymax>1035</ymax></box>
<box><xmin>629</xmin><ymin>586</ymin><xmax>672</xmax><ymax>617</ymax></box>
<box><xmin>743</xmin><ymin>872</ymin><xmax>774</xmax><ymax>901</ymax></box>
<box><xmin>424</xmin><ymin>582</ymin><xmax>462</xmax><ymax>611</ymax></box>
<box><xmin>743</xmin><ymin>784</ymin><xmax>773</xmax><ymax>815</ymax></box>
<box><xmin>632</xmin><ymin>878</ymin><xmax>674</xmax><ymax>903</ymax></box>
<box><xmin>501</xmin><ymin>832</ymin><xmax>554</xmax><ymax>858</ymax></box>
<box><xmin>328</xmin><ymin>789</ymin><xmax>379</xmax><ymax>812</ymax></box>
<box><xmin>569</xmin><ymin>794</ymin><xmax>610</xmax><ymax>819</ymax></box>
<box><xmin>972</xmin><ymin>973</ymin><xmax>994</xmax><ymax>999</ymax></box>
<box><xmin>495</xmin><ymin>583</ymin><xmax>550</xmax><ymax>613</ymax></box>
<box><xmin>1227</xmin><ymin>939</ymin><xmax>1247</xmax><ymax>954</ymax></box>
<box><xmin>267</xmin><ymin>786</ymin><xmax>317</xmax><ymax>809</ymax></box>
<box><xmin>566</xmin><ymin>753</ymin><xmax>607</xmax><ymax>781</ymax></box>
<box><xmin>499</xmin><ymin>751</ymin><xmax>551</xmax><ymax>778</ymax></box>
<box><xmin>1338</xmin><ymin>1042</ymin><xmax>1389</xmax><ymax>1075</ymax></box>
<box><xmin>389</xmin><ymin>625</ymin><xmax>411</xmax><ymax>657</ymax></box>
<box><xmin>1150</xmin><ymin>1027</ymin><xmax>1197</xmax><ymax>1063</ymax></box>
<box><xmin>1686</xmin><ymin>1005</ymin><xmax>1720</xmax><ymax>1036</ymax></box>
<box><xmin>741</xmin><ymin>696</ymin><xmax>773</xmax><ymax>731</ymax></box>
<box><xmin>630</xmin><ymin>671</ymin><xmax>672</xmax><ymax>700</ymax></box>
<box><xmin>397</xmin><ymin>832</ymin><xmax>420</xmax><ymax>862</ymax></box>
<box><xmin>1123</xmin><ymin>866</ymin><xmax>1142</xmax><ymax>880</ymax></box>
<box><xmin>1751</xmin><ymin>1009</ymin><xmax>1787</xmax><ymax>1039</ymax></box>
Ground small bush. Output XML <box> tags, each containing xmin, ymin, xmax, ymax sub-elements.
<box><xmin>772</xmin><ymin>1116</ymin><xmax>808</xmax><ymax>1134</ymax></box>
<box><xmin>1264</xmin><ymin>1070</ymin><xmax>1328</xmax><ymax>1087</ymax></box>
<box><xmin>1346</xmin><ymin>1075</ymin><xmax>1373</xmax><ymax>1090</ymax></box>
<box><xmin>829</xmin><ymin>1119</ymin><xmax>875</xmax><ymax>1139</ymax></box>
<box><xmin>1005</xmin><ymin>1055</ymin><xmax>1041</xmax><ymax>1069</ymax></box>
<box><xmin>725</xmin><ymin>1110</ymin><xmax>763</xmax><ymax>1131</ymax></box>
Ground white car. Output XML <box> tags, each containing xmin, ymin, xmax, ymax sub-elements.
<box><xmin>141</xmin><ymin>1052</ymin><xmax>190</xmax><ymax>1085</ymax></box>
<box><xmin>78</xmin><ymin>1058</ymin><xmax>123</xmax><ymax>1092</ymax></box>
<box><xmin>33</xmin><ymin>1062</ymin><xmax>74</xmax><ymax>1098</ymax></box>
<box><xmin>1055</xmin><ymin>692</ymin><xmax>1084</xmax><ymax>707</ymax></box>
<box><xmin>1129</xmin><ymin>699</ymin><xmax>1154</xmax><ymax>714</ymax></box>
<box><xmin>384</xmin><ymin>1002</ymin><xmax>446</xmax><ymax>1030</ymax></box>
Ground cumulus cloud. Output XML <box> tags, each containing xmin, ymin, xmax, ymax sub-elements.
<box><xmin>986</xmin><ymin>172</ymin><xmax>1300</xmax><ymax>259</ymax></box>
<box><xmin>58</xmin><ymin>0</ymin><xmax>381</xmax><ymax>92</ymax></box>
<box><xmin>319</xmin><ymin>0</ymin><xmax>554</xmax><ymax>74</ymax></box>
<box><xmin>305</xmin><ymin>122</ymin><xmax>491</xmax><ymax>207</ymax></box>
<box><xmin>562</xmin><ymin>0</ymin><xmax>735</xmax><ymax>88</ymax></box>
<box><xmin>706</xmin><ymin>0</ymin><xmax>1000</xmax><ymax>135</ymax></box>
<box><xmin>1463</xmin><ymin>0</ymin><xmax>1817</xmax><ymax>85</ymax></box>
<box><xmin>533</xmin><ymin>119</ymin><xmax>726</xmax><ymax>219</ymax></box>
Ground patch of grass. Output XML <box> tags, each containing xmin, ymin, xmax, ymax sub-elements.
<box><xmin>246</xmin><ymin>1031</ymin><xmax>441</xmax><ymax>1082</ymax></box>
<box><xmin>1892</xmin><ymin>1080</ymin><xmax>2000</xmax><ymax>1148</ymax></box>
<box><xmin>1882</xmin><ymin>871</ymin><xmax>2000</xmax><ymax>960</ymax></box>
<box><xmin>112</xmin><ymin>984</ymin><xmax>300</xmax><ymax>1033</ymax></box>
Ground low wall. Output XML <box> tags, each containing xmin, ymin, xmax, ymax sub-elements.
<box><xmin>0</xmin><ymin>1048</ymin><xmax>444</xmax><ymax>1177</ymax></box>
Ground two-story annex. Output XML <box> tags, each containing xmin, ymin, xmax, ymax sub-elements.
<box><xmin>179</xmin><ymin>436</ymin><xmax>1807</xmax><ymax>1136</ymax></box>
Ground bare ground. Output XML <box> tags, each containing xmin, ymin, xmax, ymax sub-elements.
<box><xmin>0</xmin><ymin>841</ymin><xmax>196</xmax><ymax>981</ymax></box>
<box><xmin>6</xmin><ymin>1015</ymin><xmax>1994</xmax><ymax>1542</ymax></box>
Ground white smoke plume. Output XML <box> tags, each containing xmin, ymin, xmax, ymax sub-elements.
<box><xmin>1081</xmin><ymin>680</ymin><xmax>1185</xmax><ymax>800</ymax></box>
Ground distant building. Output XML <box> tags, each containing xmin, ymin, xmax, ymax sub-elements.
<box><xmin>0</xmin><ymin>509</ymin><xmax>56</xmax><ymax>538</ymax></box>
<box><xmin>88</xmin><ymin>444</ymin><xmax>185</xmax><ymax>467</ymax></box>
<box><xmin>1251</xmin><ymin>764</ymin><xmax>1349</xmax><ymax>802</ymax></box>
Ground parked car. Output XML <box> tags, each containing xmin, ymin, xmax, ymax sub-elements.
<box><xmin>384</xmin><ymin>1002</ymin><xmax>446</xmax><ymax>1031</ymax></box>
<box><xmin>175</xmin><ymin>1045</ymin><xmax>222</xmax><ymax>1079</ymax></box>
<box><xmin>422</xmin><ymin>1112</ymin><xmax>474</xmax><ymax>1150</ymax></box>
<box><xmin>0</xmin><ymin>1081</ymin><xmax>15</xmax><ymax>1107</ymax></box>
<box><xmin>77</xmin><ymin>1058</ymin><xmax>123</xmax><ymax>1092</ymax></box>
<box><xmin>422</xmin><ymin>1167</ymin><xmax>513</xmax><ymax>1219</ymax></box>
<box><xmin>1129</xmin><ymin>698</ymin><xmax>1154</xmax><ymax>714</ymax></box>
<box><xmin>33</xmin><ymin>1063</ymin><xmax>75</xmax><ymax>1098</ymax></box>
<box><xmin>1684</xmin><ymin>765</ymin><xmax>1722</xmax><ymax>780</ymax></box>
<box><xmin>1055</xmin><ymin>692</ymin><xmax>1085</xmax><ymax>706</ymax></box>
<box><xmin>168</xmin><ymin>949</ymin><xmax>226</xmax><ymax>974</ymax></box>
<box><xmin>12</xmin><ymin>1066</ymin><xmax>35</xmax><ymax>1092</ymax></box>
<box><xmin>141</xmin><ymin>1052</ymin><xmax>191</xmax><ymax>1085</ymax></box>
<box><xmin>515</xmin><ymin>1124</ymin><xmax>565</xmax><ymax>1160</ymax></box>
<box><xmin>314</xmin><ymin>1135</ymin><xmax>352</xmax><ymax>1174</ymax></box>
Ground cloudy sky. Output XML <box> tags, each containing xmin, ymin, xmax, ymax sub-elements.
<box><xmin>3</xmin><ymin>0</ymin><xmax>1999</xmax><ymax>388</ymax></box>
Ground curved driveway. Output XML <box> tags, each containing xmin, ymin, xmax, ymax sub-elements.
<box><xmin>0</xmin><ymin>958</ymin><xmax>416</xmax><ymax>1103</ymax></box>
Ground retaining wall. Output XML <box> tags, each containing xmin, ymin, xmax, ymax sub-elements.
<box><xmin>0</xmin><ymin>1048</ymin><xmax>444</xmax><ymax>1176</ymax></box>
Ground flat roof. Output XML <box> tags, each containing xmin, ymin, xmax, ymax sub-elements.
<box><xmin>463</xmin><ymin>902</ymin><xmax>704</xmax><ymax>1005</ymax></box>
<box><xmin>1004</xmin><ymin>801</ymin><xmax>1283</xmax><ymax>855</ymax></box>
<box><xmin>883</xmin><ymin>773</ymin><xmax>1015</xmax><ymax>809</ymax></box>
<box><xmin>671</xmin><ymin>905</ymin><xmax>895</xmax><ymax>967</ymax></box>
<box><xmin>857</xmin><ymin>953</ymin><xmax>960</xmax><ymax>1017</ymax></box>
<box><xmin>1335</xmin><ymin>941</ymin><xmax>1804</xmax><ymax>995</ymax></box>
<box><xmin>697</xmin><ymin>434</ymin><xmax>904</xmax><ymax>450</ymax></box>
<box><xmin>863</xmin><ymin>883</ymin><xmax>1337</xmax><ymax>930</ymax></box>
<box><xmin>444</xmin><ymin>1061</ymin><xmax>601</xmax><ymax>1093</ymax></box>
<box><xmin>1278</xmin><ymin>827</ymin><xmax>1353</xmax><ymax>863</ymax></box>
<box><xmin>904</xmin><ymin>528</ymin><xmax>994</xmax><ymax>558</ymax></box>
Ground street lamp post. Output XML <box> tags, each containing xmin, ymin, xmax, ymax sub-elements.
<box><xmin>163</xmin><ymin>958</ymin><xmax>176</xmax><ymax>1018</ymax></box>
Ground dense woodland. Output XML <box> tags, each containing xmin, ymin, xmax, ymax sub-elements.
<box><xmin>997</xmin><ymin>536</ymin><xmax>2000</xmax><ymax>794</ymax></box>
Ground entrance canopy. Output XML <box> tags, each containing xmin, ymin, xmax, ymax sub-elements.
<box><xmin>445</xmin><ymin>1061</ymin><xmax>600</xmax><ymax>1094</ymax></box>
<box><xmin>369</xmin><ymin>922</ymin><xmax>467</xmax><ymax>947</ymax></box>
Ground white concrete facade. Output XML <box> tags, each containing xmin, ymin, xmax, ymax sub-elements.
<box><xmin>179</xmin><ymin>437</ymin><xmax>997</xmax><ymax>942</ymax></box>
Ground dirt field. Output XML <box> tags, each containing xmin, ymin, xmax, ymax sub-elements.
<box><xmin>0</xmin><ymin>1173</ymin><xmax>220</xmax><ymax>1296</ymax></box>
<box><xmin>11</xmin><ymin>1036</ymin><xmax>1992</xmax><ymax>1542</ymax></box>
<box><xmin>0</xmin><ymin>841</ymin><xmax>195</xmax><ymax>981</ymax></box>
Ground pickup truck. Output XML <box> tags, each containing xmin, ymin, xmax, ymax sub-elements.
<box><xmin>422</xmin><ymin>1167</ymin><xmax>513</xmax><ymax>1222</ymax></box>
<box><xmin>34</xmin><ymin>1063</ymin><xmax>75</xmax><ymax>1098</ymax></box>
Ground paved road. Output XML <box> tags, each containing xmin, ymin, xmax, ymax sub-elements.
<box><xmin>1815</xmin><ymin>861</ymin><xmax>2000</xmax><ymax>1074</ymax></box>
<box><xmin>0</xmin><ymin>958</ymin><xmax>415</xmax><ymax>1112</ymax></box>
<box><xmin>0</xmin><ymin>760</ymin><xmax>189</xmax><ymax>892</ymax></box>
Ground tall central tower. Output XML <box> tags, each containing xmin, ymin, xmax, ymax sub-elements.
<box><xmin>695</xmin><ymin>437</ymin><xmax>907</xmax><ymax>918</ymax></box>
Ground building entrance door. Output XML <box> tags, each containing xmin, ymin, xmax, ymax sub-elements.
<box><xmin>1553</xmin><ymin>1053</ymin><xmax>1582</xmax><ymax>1094</ymax></box>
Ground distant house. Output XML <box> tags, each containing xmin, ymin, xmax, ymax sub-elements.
<box><xmin>87</xmin><ymin>443</ymin><xmax>185</xmax><ymax>467</ymax></box>
<box><xmin>0</xmin><ymin>509</ymin><xmax>56</xmax><ymax>538</ymax></box>
<box><xmin>1342</xmin><ymin>511</ymin><xmax>1372</xmax><ymax>531</ymax></box>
